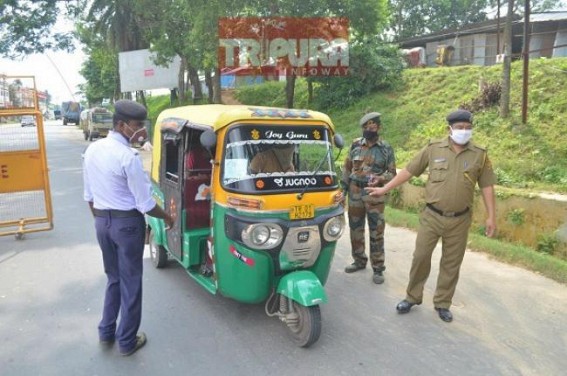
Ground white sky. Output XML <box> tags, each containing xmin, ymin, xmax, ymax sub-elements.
<box><xmin>0</xmin><ymin>8</ymin><xmax>85</xmax><ymax>105</ymax></box>
<box><xmin>0</xmin><ymin>50</ymin><xmax>85</xmax><ymax>104</ymax></box>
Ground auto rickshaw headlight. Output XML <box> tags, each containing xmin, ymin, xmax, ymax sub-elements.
<box><xmin>242</xmin><ymin>223</ymin><xmax>284</xmax><ymax>250</ymax></box>
<box><xmin>323</xmin><ymin>216</ymin><xmax>345</xmax><ymax>241</ymax></box>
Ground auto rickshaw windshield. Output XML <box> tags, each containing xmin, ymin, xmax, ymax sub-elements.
<box><xmin>222</xmin><ymin>124</ymin><xmax>338</xmax><ymax>194</ymax></box>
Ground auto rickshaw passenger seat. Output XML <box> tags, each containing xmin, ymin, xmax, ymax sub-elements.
<box><xmin>184</xmin><ymin>146</ymin><xmax>212</xmax><ymax>229</ymax></box>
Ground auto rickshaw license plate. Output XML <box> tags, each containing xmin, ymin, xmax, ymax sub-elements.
<box><xmin>290</xmin><ymin>204</ymin><xmax>315</xmax><ymax>220</ymax></box>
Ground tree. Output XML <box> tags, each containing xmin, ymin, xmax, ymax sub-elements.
<box><xmin>310</xmin><ymin>38</ymin><xmax>404</xmax><ymax>110</ymax></box>
<box><xmin>76</xmin><ymin>24</ymin><xmax>118</xmax><ymax>104</ymax></box>
<box><xmin>0</xmin><ymin>0</ymin><xmax>78</xmax><ymax>58</ymax></box>
<box><xmin>388</xmin><ymin>0</ymin><xmax>491</xmax><ymax>41</ymax></box>
<box><xmin>250</xmin><ymin>0</ymin><xmax>389</xmax><ymax>108</ymax></box>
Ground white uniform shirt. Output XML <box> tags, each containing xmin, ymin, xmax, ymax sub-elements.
<box><xmin>83</xmin><ymin>131</ymin><xmax>156</xmax><ymax>213</ymax></box>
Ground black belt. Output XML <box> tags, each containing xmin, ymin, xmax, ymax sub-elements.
<box><xmin>93</xmin><ymin>208</ymin><xmax>142</xmax><ymax>218</ymax></box>
<box><xmin>426</xmin><ymin>204</ymin><xmax>469</xmax><ymax>217</ymax></box>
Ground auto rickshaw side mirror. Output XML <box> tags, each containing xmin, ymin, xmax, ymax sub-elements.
<box><xmin>200</xmin><ymin>130</ymin><xmax>217</xmax><ymax>151</ymax></box>
<box><xmin>333</xmin><ymin>133</ymin><xmax>345</xmax><ymax>149</ymax></box>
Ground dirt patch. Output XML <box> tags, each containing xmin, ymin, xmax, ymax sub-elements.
<box><xmin>221</xmin><ymin>89</ymin><xmax>242</xmax><ymax>105</ymax></box>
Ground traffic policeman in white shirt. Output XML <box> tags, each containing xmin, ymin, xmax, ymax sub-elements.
<box><xmin>83</xmin><ymin>100</ymin><xmax>174</xmax><ymax>356</ymax></box>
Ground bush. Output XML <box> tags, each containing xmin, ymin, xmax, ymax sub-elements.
<box><xmin>309</xmin><ymin>38</ymin><xmax>404</xmax><ymax>110</ymax></box>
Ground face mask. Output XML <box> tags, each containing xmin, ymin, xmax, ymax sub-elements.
<box><xmin>450</xmin><ymin>128</ymin><xmax>472</xmax><ymax>145</ymax></box>
<box><xmin>125</xmin><ymin>124</ymin><xmax>148</xmax><ymax>144</ymax></box>
<box><xmin>363</xmin><ymin>130</ymin><xmax>378</xmax><ymax>140</ymax></box>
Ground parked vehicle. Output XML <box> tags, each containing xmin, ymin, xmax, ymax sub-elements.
<box><xmin>81</xmin><ymin>107</ymin><xmax>113</xmax><ymax>141</ymax></box>
<box><xmin>147</xmin><ymin>105</ymin><xmax>346</xmax><ymax>347</ymax></box>
<box><xmin>53</xmin><ymin>109</ymin><xmax>62</xmax><ymax>120</ymax></box>
<box><xmin>61</xmin><ymin>101</ymin><xmax>81</xmax><ymax>125</ymax></box>
<box><xmin>20</xmin><ymin>115</ymin><xmax>36</xmax><ymax>127</ymax></box>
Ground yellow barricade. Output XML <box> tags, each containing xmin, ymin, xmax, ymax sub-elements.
<box><xmin>0</xmin><ymin>75</ymin><xmax>53</xmax><ymax>239</ymax></box>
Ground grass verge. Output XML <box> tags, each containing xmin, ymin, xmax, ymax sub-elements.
<box><xmin>385</xmin><ymin>206</ymin><xmax>567</xmax><ymax>285</ymax></box>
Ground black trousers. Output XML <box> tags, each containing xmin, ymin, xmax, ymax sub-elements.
<box><xmin>95</xmin><ymin>213</ymin><xmax>145</xmax><ymax>353</ymax></box>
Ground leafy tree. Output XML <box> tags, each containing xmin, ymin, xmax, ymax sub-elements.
<box><xmin>0</xmin><ymin>0</ymin><xmax>78</xmax><ymax>58</ymax></box>
<box><xmin>388</xmin><ymin>0</ymin><xmax>490</xmax><ymax>41</ymax></box>
<box><xmin>310</xmin><ymin>38</ymin><xmax>404</xmax><ymax>109</ymax></box>
<box><xmin>388</xmin><ymin>0</ymin><xmax>567</xmax><ymax>41</ymax></box>
<box><xmin>76</xmin><ymin>24</ymin><xmax>118</xmax><ymax>105</ymax></box>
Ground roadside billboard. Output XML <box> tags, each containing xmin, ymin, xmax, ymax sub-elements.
<box><xmin>118</xmin><ymin>49</ymin><xmax>181</xmax><ymax>92</ymax></box>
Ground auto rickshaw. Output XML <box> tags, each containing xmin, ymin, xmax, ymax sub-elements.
<box><xmin>146</xmin><ymin>104</ymin><xmax>345</xmax><ymax>347</ymax></box>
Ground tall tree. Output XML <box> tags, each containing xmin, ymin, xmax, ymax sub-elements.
<box><xmin>76</xmin><ymin>23</ymin><xmax>118</xmax><ymax>104</ymax></box>
<box><xmin>0</xmin><ymin>0</ymin><xmax>78</xmax><ymax>58</ymax></box>
<box><xmin>83</xmin><ymin>0</ymin><xmax>149</xmax><ymax>101</ymax></box>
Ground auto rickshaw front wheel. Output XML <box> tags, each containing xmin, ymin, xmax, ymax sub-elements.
<box><xmin>285</xmin><ymin>301</ymin><xmax>321</xmax><ymax>348</ymax></box>
<box><xmin>149</xmin><ymin>229</ymin><xmax>168</xmax><ymax>268</ymax></box>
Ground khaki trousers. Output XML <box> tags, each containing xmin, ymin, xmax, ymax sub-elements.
<box><xmin>405</xmin><ymin>207</ymin><xmax>472</xmax><ymax>309</ymax></box>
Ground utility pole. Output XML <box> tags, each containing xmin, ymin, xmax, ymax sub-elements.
<box><xmin>500</xmin><ymin>0</ymin><xmax>514</xmax><ymax>118</ymax></box>
<box><xmin>522</xmin><ymin>0</ymin><xmax>531</xmax><ymax>124</ymax></box>
<box><xmin>497</xmin><ymin>0</ymin><xmax>501</xmax><ymax>55</ymax></box>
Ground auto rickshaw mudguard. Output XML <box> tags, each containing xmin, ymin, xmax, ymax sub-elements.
<box><xmin>276</xmin><ymin>270</ymin><xmax>328</xmax><ymax>307</ymax></box>
<box><xmin>146</xmin><ymin>215</ymin><xmax>166</xmax><ymax>246</ymax></box>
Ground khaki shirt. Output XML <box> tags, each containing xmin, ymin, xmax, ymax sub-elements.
<box><xmin>406</xmin><ymin>137</ymin><xmax>497</xmax><ymax>212</ymax></box>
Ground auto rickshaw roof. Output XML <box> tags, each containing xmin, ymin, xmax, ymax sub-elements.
<box><xmin>155</xmin><ymin>104</ymin><xmax>335</xmax><ymax>133</ymax></box>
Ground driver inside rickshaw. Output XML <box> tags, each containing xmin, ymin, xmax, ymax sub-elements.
<box><xmin>249</xmin><ymin>144</ymin><xmax>295</xmax><ymax>174</ymax></box>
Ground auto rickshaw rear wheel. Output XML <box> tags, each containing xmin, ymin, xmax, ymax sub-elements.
<box><xmin>84</xmin><ymin>131</ymin><xmax>88</xmax><ymax>141</ymax></box>
<box><xmin>149</xmin><ymin>229</ymin><xmax>168</xmax><ymax>268</ymax></box>
<box><xmin>285</xmin><ymin>301</ymin><xmax>321</xmax><ymax>348</ymax></box>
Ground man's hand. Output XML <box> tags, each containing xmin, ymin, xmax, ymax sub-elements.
<box><xmin>365</xmin><ymin>186</ymin><xmax>388</xmax><ymax>196</ymax></box>
<box><xmin>368</xmin><ymin>174</ymin><xmax>385</xmax><ymax>187</ymax></box>
<box><xmin>485</xmin><ymin>217</ymin><xmax>496</xmax><ymax>237</ymax></box>
<box><xmin>164</xmin><ymin>213</ymin><xmax>175</xmax><ymax>230</ymax></box>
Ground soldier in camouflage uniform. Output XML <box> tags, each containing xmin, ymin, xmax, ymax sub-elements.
<box><xmin>342</xmin><ymin>112</ymin><xmax>397</xmax><ymax>284</ymax></box>
<box><xmin>365</xmin><ymin>110</ymin><xmax>497</xmax><ymax>322</ymax></box>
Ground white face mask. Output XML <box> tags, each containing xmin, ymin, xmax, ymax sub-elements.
<box><xmin>450</xmin><ymin>128</ymin><xmax>472</xmax><ymax>145</ymax></box>
<box><xmin>125</xmin><ymin>124</ymin><xmax>148</xmax><ymax>144</ymax></box>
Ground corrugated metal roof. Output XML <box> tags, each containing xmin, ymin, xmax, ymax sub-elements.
<box><xmin>525</xmin><ymin>11</ymin><xmax>567</xmax><ymax>23</ymax></box>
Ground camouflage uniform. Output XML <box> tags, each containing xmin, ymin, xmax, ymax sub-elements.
<box><xmin>342</xmin><ymin>137</ymin><xmax>396</xmax><ymax>272</ymax></box>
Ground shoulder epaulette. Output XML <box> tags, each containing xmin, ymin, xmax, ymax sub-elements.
<box><xmin>470</xmin><ymin>142</ymin><xmax>487</xmax><ymax>152</ymax></box>
<box><xmin>428</xmin><ymin>138</ymin><xmax>443</xmax><ymax>146</ymax></box>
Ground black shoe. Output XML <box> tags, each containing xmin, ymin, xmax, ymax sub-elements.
<box><xmin>372</xmin><ymin>270</ymin><xmax>385</xmax><ymax>284</ymax></box>
<box><xmin>396</xmin><ymin>300</ymin><xmax>416</xmax><ymax>314</ymax></box>
<box><xmin>99</xmin><ymin>337</ymin><xmax>115</xmax><ymax>348</ymax></box>
<box><xmin>435</xmin><ymin>307</ymin><xmax>453</xmax><ymax>322</ymax></box>
<box><xmin>120</xmin><ymin>332</ymin><xmax>147</xmax><ymax>356</ymax></box>
<box><xmin>344</xmin><ymin>263</ymin><xmax>366</xmax><ymax>273</ymax></box>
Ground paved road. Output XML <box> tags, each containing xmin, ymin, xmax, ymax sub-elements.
<box><xmin>0</xmin><ymin>121</ymin><xmax>565</xmax><ymax>376</ymax></box>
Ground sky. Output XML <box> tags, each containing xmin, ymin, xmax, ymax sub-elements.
<box><xmin>0</xmin><ymin>50</ymin><xmax>86</xmax><ymax>104</ymax></box>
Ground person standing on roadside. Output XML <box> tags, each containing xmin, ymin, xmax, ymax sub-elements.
<box><xmin>83</xmin><ymin>100</ymin><xmax>174</xmax><ymax>355</ymax></box>
<box><xmin>342</xmin><ymin>112</ymin><xmax>397</xmax><ymax>284</ymax></box>
<box><xmin>365</xmin><ymin>109</ymin><xmax>496</xmax><ymax>322</ymax></box>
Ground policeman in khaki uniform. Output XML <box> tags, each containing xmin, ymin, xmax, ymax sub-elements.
<box><xmin>342</xmin><ymin>112</ymin><xmax>397</xmax><ymax>284</ymax></box>
<box><xmin>366</xmin><ymin>109</ymin><xmax>496</xmax><ymax>322</ymax></box>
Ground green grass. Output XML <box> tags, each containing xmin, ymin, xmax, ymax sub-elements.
<box><xmin>386</xmin><ymin>207</ymin><xmax>567</xmax><ymax>284</ymax></box>
<box><xmin>235</xmin><ymin>58</ymin><xmax>567</xmax><ymax>193</ymax></box>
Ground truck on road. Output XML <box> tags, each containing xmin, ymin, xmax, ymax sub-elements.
<box><xmin>80</xmin><ymin>107</ymin><xmax>113</xmax><ymax>141</ymax></box>
<box><xmin>61</xmin><ymin>101</ymin><xmax>82</xmax><ymax>125</ymax></box>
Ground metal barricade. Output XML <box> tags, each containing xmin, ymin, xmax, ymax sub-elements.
<box><xmin>0</xmin><ymin>75</ymin><xmax>53</xmax><ymax>239</ymax></box>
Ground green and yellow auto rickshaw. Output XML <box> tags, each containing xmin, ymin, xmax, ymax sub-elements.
<box><xmin>146</xmin><ymin>104</ymin><xmax>345</xmax><ymax>347</ymax></box>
